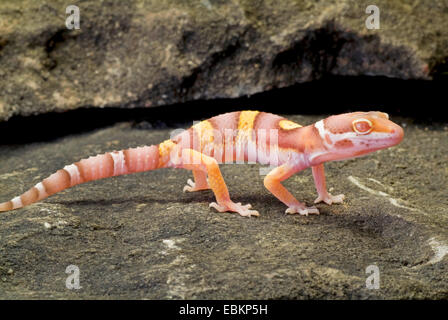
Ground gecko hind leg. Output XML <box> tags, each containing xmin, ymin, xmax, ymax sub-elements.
<box><xmin>181</xmin><ymin>149</ymin><xmax>259</xmax><ymax>217</ymax></box>
<box><xmin>183</xmin><ymin>170</ymin><xmax>210</xmax><ymax>192</ymax></box>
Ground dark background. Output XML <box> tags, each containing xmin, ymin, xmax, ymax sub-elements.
<box><xmin>0</xmin><ymin>75</ymin><xmax>446</xmax><ymax>145</ymax></box>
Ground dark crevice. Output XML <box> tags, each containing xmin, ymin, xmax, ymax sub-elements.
<box><xmin>179</xmin><ymin>37</ymin><xmax>243</xmax><ymax>94</ymax></box>
<box><xmin>44</xmin><ymin>29</ymin><xmax>68</xmax><ymax>54</ymax></box>
<box><xmin>271</xmin><ymin>22</ymin><xmax>424</xmax><ymax>81</ymax></box>
<box><xmin>0</xmin><ymin>36</ymin><xmax>8</xmax><ymax>52</ymax></box>
<box><xmin>144</xmin><ymin>29</ymin><xmax>246</xmax><ymax>103</ymax></box>
<box><xmin>179</xmin><ymin>67</ymin><xmax>200</xmax><ymax>92</ymax></box>
<box><xmin>42</xmin><ymin>28</ymin><xmax>78</xmax><ymax>71</ymax></box>
<box><xmin>430</xmin><ymin>56</ymin><xmax>448</xmax><ymax>80</ymax></box>
<box><xmin>0</xmin><ymin>75</ymin><xmax>445</xmax><ymax>145</ymax></box>
<box><xmin>208</xmin><ymin>38</ymin><xmax>242</xmax><ymax>69</ymax></box>
<box><xmin>273</xmin><ymin>22</ymin><xmax>348</xmax><ymax>78</ymax></box>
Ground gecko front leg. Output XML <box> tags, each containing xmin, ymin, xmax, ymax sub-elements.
<box><xmin>311</xmin><ymin>164</ymin><xmax>345</xmax><ymax>205</ymax></box>
<box><xmin>264</xmin><ymin>162</ymin><xmax>319</xmax><ymax>216</ymax></box>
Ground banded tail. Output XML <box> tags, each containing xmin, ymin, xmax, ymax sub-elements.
<box><xmin>0</xmin><ymin>140</ymin><xmax>176</xmax><ymax>212</ymax></box>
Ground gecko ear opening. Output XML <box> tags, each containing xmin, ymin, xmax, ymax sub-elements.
<box><xmin>352</xmin><ymin>119</ymin><xmax>372</xmax><ymax>134</ymax></box>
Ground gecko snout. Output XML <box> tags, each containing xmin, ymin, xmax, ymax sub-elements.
<box><xmin>389</xmin><ymin>123</ymin><xmax>404</xmax><ymax>145</ymax></box>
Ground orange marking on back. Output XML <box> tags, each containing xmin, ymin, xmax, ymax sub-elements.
<box><xmin>236</xmin><ymin>111</ymin><xmax>259</xmax><ymax>144</ymax></box>
<box><xmin>278</xmin><ymin>120</ymin><xmax>302</xmax><ymax>130</ymax></box>
<box><xmin>237</xmin><ymin>111</ymin><xmax>259</xmax><ymax>133</ymax></box>
<box><xmin>158</xmin><ymin>139</ymin><xmax>176</xmax><ymax>168</ymax></box>
<box><xmin>235</xmin><ymin>111</ymin><xmax>259</xmax><ymax>162</ymax></box>
<box><xmin>193</xmin><ymin>120</ymin><xmax>215</xmax><ymax>152</ymax></box>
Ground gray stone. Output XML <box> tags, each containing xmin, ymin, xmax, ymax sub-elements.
<box><xmin>0</xmin><ymin>0</ymin><xmax>447</xmax><ymax>121</ymax></box>
<box><xmin>0</xmin><ymin>115</ymin><xmax>447</xmax><ymax>299</ymax></box>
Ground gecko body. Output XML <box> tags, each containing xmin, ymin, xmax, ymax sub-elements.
<box><xmin>0</xmin><ymin>111</ymin><xmax>403</xmax><ymax>217</ymax></box>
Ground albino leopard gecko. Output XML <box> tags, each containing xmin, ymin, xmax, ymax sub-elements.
<box><xmin>0</xmin><ymin>111</ymin><xmax>404</xmax><ymax>217</ymax></box>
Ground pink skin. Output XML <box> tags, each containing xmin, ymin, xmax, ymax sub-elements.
<box><xmin>308</xmin><ymin>112</ymin><xmax>404</xmax><ymax>163</ymax></box>
<box><xmin>0</xmin><ymin>111</ymin><xmax>404</xmax><ymax>217</ymax></box>
<box><xmin>285</xmin><ymin>111</ymin><xmax>404</xmax><ymax>212</ymax></box>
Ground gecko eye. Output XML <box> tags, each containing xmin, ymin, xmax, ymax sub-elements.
<box><xmin>352</xmin><ymin>119</ymin><xmax>372</xmax><ymax>135</ymax></box>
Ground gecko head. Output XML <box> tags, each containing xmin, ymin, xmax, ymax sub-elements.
<box><xmin>313</xmin><ymin>111</ymin><xmax>404</xmax><ymax>162</ymax></box>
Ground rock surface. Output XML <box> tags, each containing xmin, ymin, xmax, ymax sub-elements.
<box><xmin>0</xmin><ymin>115</ymin><xmax>447</xmax><ymax>299</ymax></box>
<box><xmin>1</xmin><ymin>0</ymin><xmax>447</xmax><ymax>121</ymax></box>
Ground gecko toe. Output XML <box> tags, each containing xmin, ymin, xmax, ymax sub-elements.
<box><xmin>209</xmin><ymin>201</ymin><xmax>259</xmax><ymax>217</ymax></box>
<box><xmin>332</xmin><ymin>194</ymin><xmax>345</xmax><ymax>203</ymax></box>
<box><xmin>314</xmin><ymin>193</ymin><xmax>345</xmax><ymax>205</ymax></box>
<box><xmin>183</xmin><ymin>179</ymin><xmax>210</xmax><ymax>192</ymax></box>
<box><xmin>183</xmin><ymin>179</ymin><xmax>196</xmax><ymax>192</ymax></box>
<box><xmin>286</xmin><ymin>205</ymin><xmax>320</xmax><ymax>216</ymax></box>
<box><xmin>209</xmin><ymin>202</ymin><xmax>226</xmax><ymax>212</ymax></box>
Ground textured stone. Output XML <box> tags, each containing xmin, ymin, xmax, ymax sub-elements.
<box><xmin>0</xmin><ymin>115</ymin><xmax>447</xmax><ymax>299</ymax></box>
<box><xmin>0</xmin><ymin>0</ymin><xmax>447</xmax><ymax>121</ymax></box>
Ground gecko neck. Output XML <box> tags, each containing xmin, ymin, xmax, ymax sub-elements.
<box><xmin>293</xmin><ymin>124</ymin><xmax>330</xmax><ymax>167</ymax></box>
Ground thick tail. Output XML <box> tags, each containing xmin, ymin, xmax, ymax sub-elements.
<box><xmin>0</xmin><ymin>140</ymin><xmax>176</xmax><ymax>212</ymax></box>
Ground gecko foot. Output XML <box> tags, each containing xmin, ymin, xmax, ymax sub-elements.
<box><xmin>285</xmin><ymin>205</ymin><xmax>320</xmax><ymax>216</ymax></box>
<box><xmin>209</xmin><ymin>201</ymin><xmax>259</xmax><ymax>217</ymax></box>
<box><xmin>183</xmin><ymin>179</ymin><xmax>210</xmax><ymax>192</ymax></box>
<box><xmin>314</xmin><ymin>193</ymin><xmax>345</xmax><ymax>205</ymax></box>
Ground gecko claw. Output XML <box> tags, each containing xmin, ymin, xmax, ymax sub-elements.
<box><xmin>209</xmin><ymin>201</ymin><xmax>259</xmax><ymax>217</ymax></box>
<box><xmin>183</xmin><ymin>179</ymin><xmax>194</xmax><ymax>192</ymax></box>
<box><xmin>285</xmin><ymin>205</ymin><xmax>320</xmax><ymax>216</ymax></box>
<box><xmin>314</xmin><ymin>193</ymin><xmax>345</xmax><ymax>205</ymax></box>
<box><xmin>183</xmin><ymin>179</ymin><xmax>210</xmax><ymax>192</ymax></box>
